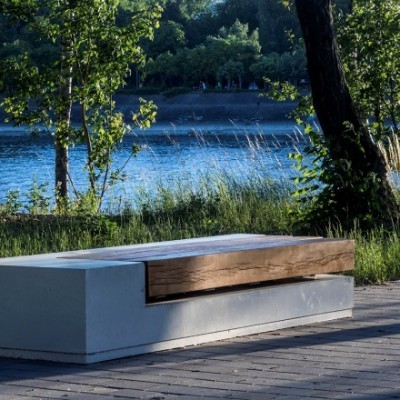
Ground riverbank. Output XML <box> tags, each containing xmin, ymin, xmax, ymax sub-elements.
<box><xmin>0</xmin><ymin>91</ymin><xmax>296</xmax><ymax>127</ymax></box>
<box><xmin>116</xmin><ymin>92</ymin><xmax>297</xmax><ymax>124</ymax></box>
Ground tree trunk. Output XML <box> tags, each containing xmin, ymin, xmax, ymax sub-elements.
<box><xmin>294</xmin><ymin>0</ymin><xmax>398</xmax><ymax>225</ymax></box>
<box><xmin>55</xmin><ymin>38</ymin><xmax>72</xmax><ymax>206</ymax></box>
<box><xmin>55</xmin><ymin>139</ymin><xmax>69</xmax><ymax>200</ymax></box>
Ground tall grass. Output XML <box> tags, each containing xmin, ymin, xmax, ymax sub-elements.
<box><xmin>353</xmin><ymin>229</ymin><xmax>400</xmax><ymax>284</ymax></box>
<box><xmin>326</xmin><ymin>224</ymin><xmax>400</xmax><ymax>285</ymax></box>
<box><xmin>378</xmin><ymin>130</ymin><xmax>400</xmax><ymax>173</ymax></box>
<box><xmin>2</xmin><ymin>177</ymin><xmax>400</xmax><ymax>284</ymax></box>
<box><xmin>0</xmin><ymin>175</ymin><xmax>297</xmax><ymax>257</ymax></box>
<box><xmin>3</xmin><ymin>179</ymin><xmax>400</xmax><ymax>284</ymax></box>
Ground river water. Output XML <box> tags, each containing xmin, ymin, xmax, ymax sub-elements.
<box><xmin>0</xmin><ymin>121</ymin><xmax>306</xmax><ymax>210</ymax></box>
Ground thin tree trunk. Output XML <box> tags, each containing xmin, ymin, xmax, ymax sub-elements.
<box><xmin>294</xmin><ymin>0</ymin><xmax>398</xmax><ymax>224</ymax></box>
<box><xmin>55</xmin><ymin>139</ymin><xmax>69</xmax><ymax>199</ymax></box>
<box><xmin>55</xmin><ymin>38</ymin><xmax>72</xmax><ymax>206</ymax></box>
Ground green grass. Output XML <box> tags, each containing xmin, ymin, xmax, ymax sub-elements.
<box><xmin>2</xmin><ymin>176</ymin><xmax>400</xmax><ymax>285</ymax></box>
<box><xmin>330</xmin><ymin>226</ymin><xmax>400</xmax><ymax>285</ymax></box>
<box><xmin>0</xmin><ymin>175</ymin><xmax>297</xmax><ymax>256</ymax></box>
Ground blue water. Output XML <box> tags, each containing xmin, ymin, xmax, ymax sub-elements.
<box><xmin>0</xmin><ymin>121</ymin><xmax>306</xmax><ymax>209</ymax></box>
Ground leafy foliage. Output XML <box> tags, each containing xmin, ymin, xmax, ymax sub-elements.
<box><xmin>339</xmin><ymin>0</ymin><xmax>400</xmax><ymax>137</ymax></box>
<box><xmin>256</xmin><ymin>0</ymin><xmax>301</xmax><ymax>54</ymax></box>
<box><xmin>267</xmin><ymin>76</ymin><xmax>396</xmax><ymax>232</ymax></box>
<box><xmin>217</xmin><ymin>60</ymin><xmax>244</xmax><ymax>88</ymax></box>
<box><xmin>1</xmin><ymin>0</ymin><xmax>312</xmax><ymax>92</ymax></box>
<box><xmin>1</xmin><ymin>0</ymin><xmax>161</xmax><ymax>211</ymax></box>
<box><xmin>262</xmin><ymin>0</ymin><xmax>400</xmax><ymax>231</ymax></box>
<box><xmin>144</xmin><ymin>20</ymin><xmax>262</xmax><ymax>88</ymax></box>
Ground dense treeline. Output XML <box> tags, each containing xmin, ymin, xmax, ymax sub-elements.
<box><xmin>141</xmin><ymin>0</ymin><xmax>307</xmax><ymax>89</ymax></box>
<box><xmin>0</xmin><ymin>0</ymin><xmax>313</xmax><ymax>91</ymax></box>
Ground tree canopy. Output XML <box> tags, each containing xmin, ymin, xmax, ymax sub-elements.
<box><xmin>1</xmin><ymin>0</ymin><xmax>161</xmax><ymax>209</ymax></box>
<box><xmin>1</xmin><ymin>0</ymin><xmax>312</xmax><ymax>93</ymax></box>
<box><xmin>339</xmin><ymin>0</ymin><xmax>400</xmax><ymax>137</ymax></box>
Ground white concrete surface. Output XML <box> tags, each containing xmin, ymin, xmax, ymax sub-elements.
<box><xmin>0</xmin><ymin>251</ymin><xmax>353</xmax><ymax>364</ymax></box>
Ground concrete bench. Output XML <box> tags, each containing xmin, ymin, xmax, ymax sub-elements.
<box><xmin>0</xmin><ymin>234</ymin><xmax>355</xmax><ymax>364</ymax></box>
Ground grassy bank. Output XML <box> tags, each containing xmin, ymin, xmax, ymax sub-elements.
<box><xmin>0</xmin><ymin>176</ymin><xmax>295</xmax><ymax>255</ymax></box>
<box><xmin>342</xmin><ymin>228</ymin><xmax>400</xmax><ymax>285</ymax></box>
<box><xmin>1</xmin><ymin>176</ymin><xmax>400</xmax><ymax>285</ymax></box>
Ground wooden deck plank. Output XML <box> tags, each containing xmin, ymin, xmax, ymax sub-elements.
<box><xmin>3</xmin><ymin>280</ymin><xmax>400</xmax><ymax>400</ymax></box>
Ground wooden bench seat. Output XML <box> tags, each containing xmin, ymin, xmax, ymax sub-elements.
<box><xmin>64</xmin><ymin>234</ymin><xmax>355</xmax><ymax>300</ymax></box>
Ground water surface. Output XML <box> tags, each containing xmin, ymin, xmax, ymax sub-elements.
<box><xmin>0</xmin><ymin>121</ymin><xmax>305</xmax><ymax>209</ymax></box>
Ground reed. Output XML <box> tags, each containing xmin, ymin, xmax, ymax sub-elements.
<box><xmin>0</xmin><ymin>174</ymin><xmax>298</xmax><ymax>257</ymax></box>
<box><xmin>326</xmin><ymin>223</ymin><xmax>400</xmax><ymax>285</ymax></box>
<box><xmin>378</xmin><ymin>131</ymin><xmax>400</xmax><ymax>173</ymax></box>
<box><xmin>3</xmin><ymin>187</ymin><xmax>400</xmax><ymax>284</ymax></box>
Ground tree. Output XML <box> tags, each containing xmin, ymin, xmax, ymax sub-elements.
<box><xmin>339</xmin><ymin>0</ymin><xmax>400</xmax><ymax>136</ymax></box>
<box><xmin>147</xmin><ymin>51</ymin><xmax>178</xmax><ymax>87</ymax></box>
<box><xmin>1</xmin><ymin>0</ymin><xmax>161</xmax><ymax>210</ymax></box>
<box><xmin>250</xmin><ymin>53</ymin><xmax>280</xmax><ymax>85</ymax></box>
<box><xmin>144</xmin><ymin>19</ymin><xmax>262</xmax><ymax>88</ymax></box>
<box><xmin>207</xmin><ymin>20</ymin><xmax>261</xmax><ymax>85</ymax></box>
<box><xmin>277</xmin><ymin>49</ymin><xmax>306</xmax><ymax>82</ymax></box>
<box><xmin>257</xmin><ymin>0</ymin><xmax>301</xmax><ymax>54</ymax></box>
<box><xmin>214</xmin><ymin>0</ymin><xmax>259</xmax><ymax>32</ymax></box>
<box><xmin>293</xmin><ymin>0</ymin><xmax>398</xmax><ymax>227</ymax></box>
<box><xmin>184</xmin><ymin>45</ymin><xmax>208</xmax><ymax>85</ymax></box>
<box><xmin>162</xmin><ymin>0</ymin><xmax>213</xmax><ymax>22</ymax></box>
<box><xmin>142</xmin><ymin>20</ymin><xmax>186</xmax><ymax>58</ymax></box>
<box><xmin>217</xmin><ymin>59</ymin><xmax>244</xmax><ymax>89</ymax></box>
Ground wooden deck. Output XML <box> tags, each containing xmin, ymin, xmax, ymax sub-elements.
<box><xmin>1</xmin><ymin>281</ymin><xmax>400</xmax><ymax>399</ymax></box>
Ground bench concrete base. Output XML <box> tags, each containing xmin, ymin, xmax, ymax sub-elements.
<box><xmin>0</xmin><ymin>253</ymin><xmax>353</xmax><ymax>364</ymax></box>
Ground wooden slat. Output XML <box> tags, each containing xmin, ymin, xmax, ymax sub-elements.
<box><xmin>146</xmin><ymin>239</ymin><xmax>355</xmax><ymax>298</ymax></box>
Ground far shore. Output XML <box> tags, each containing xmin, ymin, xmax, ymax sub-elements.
<box><xmin>116</xmin><ymin>92</ymin><xmax>297</xmax><ymax>124</ymax></box>
<box><xmin>0</xmin><ymin>92</ymin><xmax>297</xmax><ymax>127</ymax></box>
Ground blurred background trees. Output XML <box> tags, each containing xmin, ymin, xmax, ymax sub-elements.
<box><xmin>0</xmin><ymin>0</ymin><xmax>316</xmax><ymax>92</ymax></box>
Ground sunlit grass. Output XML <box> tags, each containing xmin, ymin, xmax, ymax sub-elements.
<box><xmin>378</xmin><ymin>130</ymin><xmax>400</xmax><ymax>173</ymax></box>
<box><xmin>325</xmin><ymin>223</ymin><xmax>400</xmax><ymax>285</ymax></box>
<box><xmin>0</xmin><ymin>175</ymin><xmax>298</xmax><ymax>256</ymax></box>
<box><xmin>2</xmin><ymin>178</ymin><xmax>400</xmax><ymax>284</ymax></box>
